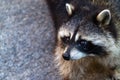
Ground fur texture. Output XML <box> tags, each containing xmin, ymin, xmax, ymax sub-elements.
<box><xmin>47</xmin><ymin>0</ymin><xmax>120</xmax><ymax>80</ymax></box>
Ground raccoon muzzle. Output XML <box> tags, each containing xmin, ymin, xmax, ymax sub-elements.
<box><xmin>62</xmin><ymin>52</ymin><xmax>70</xmax><ymax>60</ymax></box>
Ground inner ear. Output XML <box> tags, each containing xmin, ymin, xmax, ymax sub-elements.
<box><xmin>66</xmin><ymin>3</ymin><xmax>75</xmax><ymax>16</ymax></box>
<box><xmin>96</xmin><ymin>9</ymin><xmax>111</xmax><ymax>25</ymax></box>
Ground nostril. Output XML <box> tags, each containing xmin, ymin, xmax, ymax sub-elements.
<box><xmin>62</xmin><ymin>53</ymin><xmax>70</xmax><ymax>60</ymax></box>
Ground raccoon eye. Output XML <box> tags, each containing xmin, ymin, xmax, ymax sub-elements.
<box><xmin>61</xmin><ymin>36</ymin><xmax>70</xmax><ymax>44</ymax></box>
<box><xmin>78</xmin><ymin>40</ymin><xmax>89</xmax><ymax>50</ymax></box>
<box><xmin>77</xmin><ymin>40</ymin><xmax>89</xmax><ymax>51</ymax></box>
<box><xmin>76</xmin><ymin>40</ymin><xmax>106</xmax><ymax>55</ymax></box>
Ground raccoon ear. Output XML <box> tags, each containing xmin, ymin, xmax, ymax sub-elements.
<box><xmin>66</xmin><ymin>3</ymin><xmax>75</xmax><ymax>16</ymax></box>
<box><xmin>97</xmin><ymin>9</ymin><xmax>111</xmax><ymax>25</ymax></box>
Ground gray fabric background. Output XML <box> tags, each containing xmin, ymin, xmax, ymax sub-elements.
<box><xmin>0</xmin><ymin>0</ymin><xmax>61</xmax><ymax>80</ymax></box>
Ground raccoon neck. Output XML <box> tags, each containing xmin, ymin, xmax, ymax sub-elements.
<box><xmin>56</xmin><ymin>55</ymin><xmax>113</xmax><ymax>79</ymax></box>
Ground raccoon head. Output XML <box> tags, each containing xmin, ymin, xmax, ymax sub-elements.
<box><xmin>57</xmin><ymin>3</ymin><xmax>119</xmax><ymax>60</ymax></box>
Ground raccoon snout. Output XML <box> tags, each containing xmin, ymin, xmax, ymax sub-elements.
<box><xmin>62</xmin><ymin>53</ymin><xmax>70</xmax><ymax>60</ymax></box>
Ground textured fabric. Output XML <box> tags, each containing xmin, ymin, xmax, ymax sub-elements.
<box><xmin>0</xmin><ymin>0</ymin><xmax>61</xmax><ymax>80</ymax></box>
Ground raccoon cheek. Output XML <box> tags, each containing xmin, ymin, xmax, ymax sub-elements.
<box><xmin>70</xmin><ymin>48</ymin><xmax>87</xmax><ymax>60</ymax></box>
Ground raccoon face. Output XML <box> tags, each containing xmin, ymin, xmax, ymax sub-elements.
<box><xmin>58</xmin><ymin>27</ymin><xmax>108</xmax><ymax>60</ymax></box>
<box><xmin>61</xmin><ymin>35</ymin><xmax>107</xmax><ymax>60</ymax></box>
<box><xmin>57</xmin><ymin>3</ymin><xmax>119</xmax><ymax>60</ymax></box>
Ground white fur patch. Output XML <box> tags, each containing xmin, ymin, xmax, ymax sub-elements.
<box><xmin>75</xmin><ymin>33</ymin><xmax>80</xmax><ymax>42</ymax></box>
<box><xmin>59</xmin><ymin>30</ymin><xmax>70</xmax><ymax>37</ymax></box>
<box><xmin>58</xmin><ymin>28</ymin><xmax>72</xmax><ymax>39</ymax></box>
<box><xmin>70</xmin><ymin>48</ymin><xmax>86</xmax><ymax>60</ymax></box>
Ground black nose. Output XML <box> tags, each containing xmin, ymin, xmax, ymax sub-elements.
<box><xmin>62</xmin><ymin>53</ymin><xmax>70</xmax><ymax>60</ymax></box>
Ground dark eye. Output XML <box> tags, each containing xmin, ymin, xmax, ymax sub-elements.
<box><xmin>61</xmin><ymin>36</ymin><xmax>70</xmax><ymax>44</ymax></box>
<box><xmin>77</xmin><ymin>40</ymin><xmax>90</xmax><ymax>51</ymax></box>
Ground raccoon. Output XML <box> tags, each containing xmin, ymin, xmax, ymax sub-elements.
<box><xmin>47</xmin><ymin>0</ymin><xmax>120</xmax><ymax>80</ymax></box>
